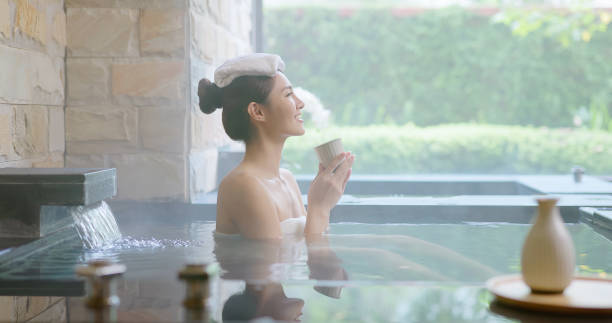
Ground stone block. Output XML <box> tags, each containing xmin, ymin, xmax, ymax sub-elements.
<box><xmin>65</xmin><ymin>154</ymin><xmax>106</xmax><ymax>168</ymax></box>
<box><xmin>66</xmin><ymin>140</ymin><xmax>141</xmax><ymax>155</ymax></box>
<box><xmin>28</xmin><ymin>297</ymin><xmax>66</xmax><ymax>322</ymax></box>
<box><xmin>112</xmin><ymin>60</ymin><xmax>184</xmax><ymax>104</ymax></box>
<box><xmin>140</xmin><ymin>9</ymin><xmax>184</xmax><ymax>57</ymax></box>
<box><xmin>0</xmin><ymin>46</ymin><xmax>64</xmax><ymax>105</ymax></box>
<box><xmin>190</xmin><ymin>12</ymin><xmax>216</xmax><ymax>62</ymax></box>
<box><xmin>239</xmin><ymin>8</ymin><xmax>252</xmax><ymax>42</ymax></box>
<box><xmin>67</xmin><ymin>8</ymin><xmax>138</xmax><ymax>57</ymax></box>
<box><xmin>52</xmin><ymin>10</ymin><xmax>66</xmax><ymax>47</ymax></box>
<box><xmin>109</xmin><ymin>154</ymin><xmax>185</xmax><ymax>200</ymax></box>
<box><xmin>32</xmin><ymin>151</ymin><xmax>64</xmax><ymax>168</ymax></box>
<box><xmin>0</xmin><ymin>104</ymin><xmax>13</xmax><ymax>162</ymax></box>
<box><xmin>67</xmin><ymin>59</ymin><xmax>110</xmax><ymax>105</ymax></box>
<box><xmin>15</xmin><ymin>0</ymin><xmax>47</xmax><ymax>45</ymax></box>
<box><xmin>65</xmin><ymin>106</ymin><xmax>137</xmax><ymax>143</ymax></box>
<box><xmin>207</xmin><ymin>0</ymin><xmax>219</xmax><ymax>21</ymax></box>
<box><xmin>219</xmin><ymin>0</ymin><xmax>232</xmax><ymax>30</ymax></box>
<box><xmin>48</xmin><ymin>107</ymin><xmax>64</xmax><ymax>153</ymax></box>
<box><xmin>191</xmin><ymin>109</ymin><xmax>229</xmax><ymax>149</ymax></box>
<box><xmin>0</xmin><ymin>0</ymin><xmax>10</xmax><ymax>40</ymax></box>
<box><xmin>139</xmin><ymin>108</ymin><xmax>185</xmax><ymax>153</ymax></box>
<box><xmin>14</xmin><ymin>296</ymin><xmax>50</xmax><ymax>322</ymax></box>
<box><xmin>66</xmin><ymin>0</ymin><xmax>187</xmax><ymax>9</ymax></box>
<box><xmin>0</xmin><ymin>296</ymin><xmax>15</xmax><ymax>322</ymax></box>
<box><xmin>13</xmin><ymin>106</ymin><xmax>48</xmax><ymax>158</ymax></box>
<box><xmin>190</xmin><ymin>148</ymin><xmax>218</xmax><ymax>197</ymax></box>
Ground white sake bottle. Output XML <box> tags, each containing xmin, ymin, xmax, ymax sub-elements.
<box><xmin>521</xmin><ymin>197</ymin><xmax>575</xmax><ymax>293</ymax></box>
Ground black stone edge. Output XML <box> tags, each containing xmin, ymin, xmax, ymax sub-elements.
<box><xmin>0</xmin><ymin>279</ymin><xmax>85</xmax><ymax>296</ymax></box>
<box><xmin>579</xmin><ymin>207</ymin><xmax>612</xmax><ymax>241</ymax></box>
<box><xmin>0</xmin><ymin>168</ymin><xmax>115</xmax><ymax>184</ymax></box>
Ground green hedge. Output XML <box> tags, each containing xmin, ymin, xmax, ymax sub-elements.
<box><xmin>265</xmin><ymin>7</ymin><xmax>612</xmax><ymax>127</ymax></box>
<box><xmin>282</xmin><ymin>124</ymin><xmax>612</xmax><ymax>174</ymax></box>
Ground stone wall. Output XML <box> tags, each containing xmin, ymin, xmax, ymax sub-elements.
<box><xmin>0</xmin><ymin>0</ymin><xmax>66</xmax><ymax>169</ymax></box>
<box><xmin>0</xmin><ymin>296</ymin><xmax>66</xmax><ymax>322</ymax></box>
<box><xmin>65</xmin><ymin>0</ymin><xmax>254</xmax><ymax>201</ymax></box>
<box><xmin>189</xmin><ymin>0</ymin><xmax>253</xmax><ymax>200</ymax></box>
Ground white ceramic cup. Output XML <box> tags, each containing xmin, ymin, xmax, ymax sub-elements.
<box><xmin>314</xmin><ymin>138</ymin><xmax>344</xmax><ymax>169</ymax></box>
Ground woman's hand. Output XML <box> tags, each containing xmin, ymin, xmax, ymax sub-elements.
<box><xmin>307</xmin><ymin>152</ymin><xmax>355</xmax><ymax>215</ymax></box>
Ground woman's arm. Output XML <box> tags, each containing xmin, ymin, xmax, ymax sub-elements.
<box><xmin>218</xmin><ymin>173</ymin><xmax>282</xmax><ymax>240</ymax></box>
<box><xmin>282</xmin><ymin>152</ymin><xmax>354</xmax><ymax>235</ymax></box>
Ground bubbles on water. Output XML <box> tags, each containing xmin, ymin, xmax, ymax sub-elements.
<box><xmin>96</xmin><ymin>236</ymin><xmax>204</xmax><ymax>250</ymax></box>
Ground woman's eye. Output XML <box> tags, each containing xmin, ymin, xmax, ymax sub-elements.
<box><xmin>286</xmin><ymin>92</ymin><xmax>293</xmax><ymax>97</ymax></box>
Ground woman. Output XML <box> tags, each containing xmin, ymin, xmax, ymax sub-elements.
<box><xmin>198</xmin><ymin>53</ymin><xmax>355</xmax><ymax>239</ymax></box>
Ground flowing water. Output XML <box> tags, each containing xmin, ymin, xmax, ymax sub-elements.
<box><xmin>72</xmin><ymin>201</ymin><xmax>122</xmax><ymax>249</ymax></box>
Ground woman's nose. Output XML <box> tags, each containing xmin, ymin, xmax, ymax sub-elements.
<box><xmin>295</xmin><ymin>95</ymin><xmax>305</xmax><ymax>110</ymax></box>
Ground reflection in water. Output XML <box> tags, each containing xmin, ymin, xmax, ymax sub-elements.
<box><xmin>214</xmin><ymin>233</ymin><xmax>348</xmax><ymax>321</ymax></box>
<box><xmin>223</xmin><ymin>282</ymin><xmax>305</xmax><ymax>322</ymax></box>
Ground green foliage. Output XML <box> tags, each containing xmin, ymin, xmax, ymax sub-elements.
<box><xmin>282</xmin><ymin>124</ymin><xmax>612</xmax><ymax>174</ymax></box>
<box><xmin>265</xmin><ymin>7</ymin><xmax>612</xmax><ymax>128</ymax></box>
<box><xmin>493</xmin><ymin>6</ymin><xmax>611</xmax><ymax>47</ymax></box>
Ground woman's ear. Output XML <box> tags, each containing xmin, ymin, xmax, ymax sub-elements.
<box><xmin>247</xmin><ymin>102</ymin><xmax>266</xmax><ymax>123</ymax></box>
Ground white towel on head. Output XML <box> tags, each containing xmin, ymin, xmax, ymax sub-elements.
<box><xmin>214</xmin><ymin>53</ymin><xmax>285</xmax><ymax>88</ymax></box>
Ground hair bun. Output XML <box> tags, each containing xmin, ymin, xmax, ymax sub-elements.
<box><xmin>198</xmin><ymin>78</ymin><xmax>222</xmax><ymax>114</ymax></box>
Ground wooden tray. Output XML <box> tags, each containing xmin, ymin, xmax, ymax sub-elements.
<box><xmin>487</xmin><ymin>274</ymin><xmax>612</xmax><ymax>315</ymax></box>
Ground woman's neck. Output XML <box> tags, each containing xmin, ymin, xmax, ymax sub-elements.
<box><xmin>243</xmin><ymin>135</ymin><xmax>286</xmax><ymax>179</ymax></box>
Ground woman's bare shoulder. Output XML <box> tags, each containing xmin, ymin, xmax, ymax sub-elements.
<box><xmin>219</xmin><ymin>168</ymin><xmax>261</xmax><ymax>194</ymax></box>
<box><xmin>217</xmin><ymin>168</ymin><xmax>282</xmax><ymax>239</ymax></box>
<box><xmin>279</xmin><ymin>167</ymin><xmax>297</xmax><ymax>182</ymax></box>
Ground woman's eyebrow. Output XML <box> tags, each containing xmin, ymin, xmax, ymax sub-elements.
<box><xmin>282</xmin><ymin>85</ymin><xmax>293</xmax><ymax>91</ymax></box>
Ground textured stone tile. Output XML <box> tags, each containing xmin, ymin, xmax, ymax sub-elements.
<box><xmin>14</xmin><ymin>296</ymin><xmax>51</xmax><ymax>322</ymax></box>
<box><xmin>0</xmin><ymin>104</ymin><xmax>13</xmax><ymax>162</ymax></box>
<box><xmin>52</xmin><ymin>9</ymin><xmax>66</xmax><ymax>47</ymax></box>
<box><xmin>67</xmin><ymin>58</ymin><xmax>110</xmax><ymax>105</ymax></box>
<box><xmin>13</xmin><ymin>106</ymin><xmax>49</xmax><ymax>158</ymax></box>
<box><xmin>32</xmin><ymin>152</ymin><xmax>64</xmax><ymax>167</ymax></box>
<box><xmin>109</xmin><ymin>154</ymin><xmax>185</xmax><ymax>200</ymax></box>
<box><xmin>191</xmin><ymin>109</ymin><xmax>229</xmax><ymax>150</ymax></box>
<box><xmin>67</xmin><ymin>8</ymin><xmax>138</xmax><ymax>57</ymax></box>
<box><xmin>15</xmin><ymin>0</ymin><xmax>47</xmax><ymax>45</ymax></box>
<box><xmin>0</xmin><ymin>0</ymin><xmax>10</xmax><ymax>40</ymax></box>
<box><xmin>48</xmin><ymin>106</ymin><xmax>65</xmax><ymax>153</ymax></box>
<box><xmin>65</xmin><ymin>154</ymin><xmax>106</xmax><ymax>168</ymax></box>
<box><xmin>139</xmin><ymin>108</ymin><xmax>185</xmax><ymax>153</ymax></box>
<box><xmin>0</xmin><ymin>46</ymin><xmax>64</xmax><ymax>105</ymax></box>
<box><xmin>112</xmin><ymin>61</ymin><xmax>184</xmax><ymax>103</ymax></box>
<box><xmin>0</xmin><ymin>296</ymin><xmax>15</xmax><ymax>322</ymax></box>
<box><xmin>140</xmin><ymin>9</ymin><xmax>184</xmax><ymax>57</ymax></box>
<box><xmin>28</xmin><ymin>297</ymin><xmax>66</xmax><ymax>323</ymax></box>
<box><xmin>190</xmin><ymin>148</ymin><xmax>218</xmax><ymax>196</ymax></box>
<box><xmin>190</xmin><ymin>11</ymin><xmax>216</xmax><ymax>62</ymax></box>
<box><xmin>66</xmin><ymin>0</ymin><xmax>186</xmax><ymax>9</ymax></box>
<box><xmin>65</xmin><ymin>106</ymin><xmax>137</xmax><ymax>142</ymax></box>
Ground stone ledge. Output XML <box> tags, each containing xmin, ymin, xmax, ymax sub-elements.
<box><xmin>0</xmin><ymin>168</ymin><xmax>117</xmax><ymax>238</ymax></box>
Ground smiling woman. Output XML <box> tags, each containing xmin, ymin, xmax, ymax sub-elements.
<box><xmin>197</xmin><ymin>53</ymin><xmax>355</xmax><ymax>239</ymax></box>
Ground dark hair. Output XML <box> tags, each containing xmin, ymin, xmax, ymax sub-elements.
<box><xmin>198</xmin><ymin>75</ymin><xmax>275</xmax><ymax>142</ymax></box>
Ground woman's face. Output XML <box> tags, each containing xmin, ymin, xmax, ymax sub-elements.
<box><xmin>262</xmin><ymin>72</ymin><xmax>305</xmax><ymax>138</ymax></box>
